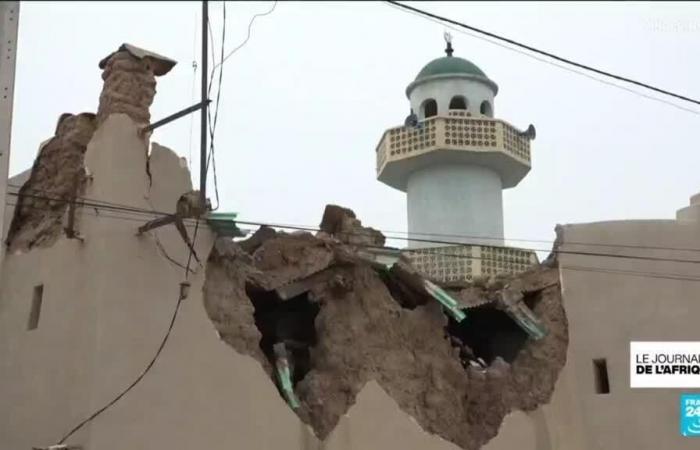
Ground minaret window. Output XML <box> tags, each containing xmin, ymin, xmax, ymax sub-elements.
<box><xmin>422</xmin><ymin>99</ymin><xmax>438</xmax><ymax>118</ymax></box>
<box><xmin>480</xmin><ymin>100</ymin><xmax>493</xmax><ymax>117</ymax></box>
<box><xmin>449</xmin><ymin>96</ymin><xmax>467</xmax><ymax>110</ymax></box>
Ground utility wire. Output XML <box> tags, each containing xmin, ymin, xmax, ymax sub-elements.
<box><xmin>233</xmin><ymin>226</ymin><xmax>700</xmax><ymax>284</ymax></box>
<box><xmin>56</xmin><ymin>286</ymin><xmax>187</xmax><ymax>445</ymax></box>
<box><xmin>7</xmin><ymin>199</ymin><xmax>700</xmax><ymax>285</ymax></box>
<box><xmin>386</xmin><ymin>1</ymin><xmax>700</xmax><ymax>108</ymax></box>
<box><xmin>385</xmin><ymin>2</ymin><xmax>700</xmax><ymax>116</ymax></box>
<box><xmin>10</xmin><ymin>192</ymin><xmax>700</xmax><ymax>282</ymax></box>
<box><xmin>10</xmin><ymin>181</ymin><xmax>700</xmax><ymax>256</ymax></box>
<box><xmin>213</xmin><ymin>0</ymin><xmax>277</xmax><ymax>70</ymax></box>
<box><xmin>55</xmin><ymin>4</ymin><xmax>212</xmax><ymax>436</ymax></box>
<box><xmin>7</xmin><ymin>186</ymin><xmax>700</xmax><ymax>259</ymax></box>
<box><xmin>187</xmin><ymin>11</ymin><xmax>200</xmax><ymax>171</ymax></box>
<box><xmin>206</xmin><ymin>1</ymin><xmax>226</xmax><ymax>211</ymax></box>
<box><xmin>52</xmin><ymin>5</ymin><xmax>218</xmax><ymax>444</ymax></box>
<box><xmin>231</xmin><ymin>219</ymin><xmax>700</xmax><ymax>266</ymax></box>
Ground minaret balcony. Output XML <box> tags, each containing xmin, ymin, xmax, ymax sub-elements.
<box><xmin>376</xmin><ymin>112</ymin><xmax>532</xmax><ymax>191</ymax></box>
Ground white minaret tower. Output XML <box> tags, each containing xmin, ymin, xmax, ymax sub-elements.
<box><xmin>376</xmin><ymin>36</ymin><xmax>534</xmax><ymax>249</ymax></box>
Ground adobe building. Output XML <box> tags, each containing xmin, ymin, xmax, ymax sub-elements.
<box><xmin>1</xmin><ymin>39</ymin><xmax>700</xmax><ymax>450</ymax></box>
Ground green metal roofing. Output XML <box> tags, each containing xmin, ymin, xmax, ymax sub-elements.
<box><xmin>415</xmin><ymin>56</ymin><xmax>487</xmax><ymax>81</ymax></box>
<box><xmin>206</xmin><ymin>212</ymin><xmax>246</xmax><ymax>238</ymax></box>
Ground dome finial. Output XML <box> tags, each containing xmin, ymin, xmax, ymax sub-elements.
<box><xmin>443</xmin><ymin>31</ymin><xmax>454</xmax><ymax>57</ymax></box>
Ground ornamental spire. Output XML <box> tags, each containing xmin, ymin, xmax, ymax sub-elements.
<box><xmin>444</xmin><ymin>31</ymin><xmax>454</xmax><ymax>57</ymax></box>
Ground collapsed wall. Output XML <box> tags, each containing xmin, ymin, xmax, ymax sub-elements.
<box><xmin>203</xmin><ymin>208</ymin><xmax>568</xmax><ymax>450</ymax></box>
<box><xmin>6</xmin><ymin>44</ymin><xmax>176</xmax><ymax>253</ymax></box>
<box><xmin>6</xmin><ymin>113</ymin><xmax>97</xmax><ymax>251</ymax></box>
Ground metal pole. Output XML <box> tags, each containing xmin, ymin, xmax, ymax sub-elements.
<box><xmin>0</xmin><ymin>2</ymin><xmax>20</xmax><ymax>268</ymax></box>
<box><xmin>200</xmin><ymin>0</ymin><xmax>208</xmax><ymax>208</ymax></box>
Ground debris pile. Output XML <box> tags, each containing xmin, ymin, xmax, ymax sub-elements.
<box><xmin>318</xmin><ymin>204</ymin><xmax>385</xmax><ymax>247</ymax></box>
<box><xmin>6</xmin><ymin>113</ymin><xmax>97</xmax><ymax>251</ymax></box>
<box><xmin>204</xmin><ymin>207</ymin><xmax>568</xmax><ymax>450</ymax></box>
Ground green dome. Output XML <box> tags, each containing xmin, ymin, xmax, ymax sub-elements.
<box><xmin>415</xmin><ymin>56</ymin><xmax>487</xmax><ymax>80</ymax></box>
<box><xmin>406</xmin><ymin>55</ymin><xmax>498</xmax><ymax>97</ymax></box>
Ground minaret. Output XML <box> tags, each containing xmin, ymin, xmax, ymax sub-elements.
<box><xmin>375</xmin><ymin>36</ymin><xmax>537</xmax><ymax>281</ymax></box>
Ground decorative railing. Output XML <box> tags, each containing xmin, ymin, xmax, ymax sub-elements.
<box><xmin>403</xmin><ymin>244</ymin><xmax>538</xmax><ymax>283</ymax></box>
<box><xmin>376</xmin><ymin>115</ymin><xmax>531</xmax><ymax>174</ymax></box>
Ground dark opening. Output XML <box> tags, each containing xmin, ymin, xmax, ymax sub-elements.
<box><xmin>449</xmin><ymin>96</ymin><xmax>467</xmax><ymax>110</ymax></box>
<box><xmin>523</xmin><ymin>290</ymin><xmax>540</xmax><ymax>310</ymax></box>
<box><xmin>27</xmin><ymin>284</ymin><xmax>44</xmax><ymax>330</ymax></box>
<box><xmin>245</xmin><ymin>283</ymin><xmax>320</xmax><ymax>385</ymax></box>
<box><xmin>593</xmin><ymin>358</ymin><xmax>610</xmax><ymax>394</ymax></box>
<box><xmin>446</xmin><ymin>304</ymin><xmax>529</xmax><ymax>366</ymax></box>
<box><xmin>480</xmin><ymin>100</ymin><xmax>493</xmax><ymax>117</ymax></box>
<box><xmin>423</xmin><ymin>99</ymin><xmax>438</xmax><ymax>118</ymax></box>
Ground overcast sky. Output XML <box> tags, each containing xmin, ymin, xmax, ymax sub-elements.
<box><xmin>10</xmin><ymin>1</ymin><xmax>700</xmax><ymax>251</ymax></box>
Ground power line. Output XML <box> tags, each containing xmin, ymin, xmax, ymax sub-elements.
<box><xmin>385</xmin><ymin>2</ymin><xmax>700</xmax><ymax>116</ymax></box>
<box><xmin>7</xmin><ymin>185</ymin><xmax>700</xmax><ymax>260</ymax></box>
<box><xmin>213</xmin><ymin>0</ymin><xmax>277</xmax><ymax>70</ymax></box>
<box><xmin>7</xmin><ymin>198</ymin><xmax>700</xmax><ymax>284</ymax></box>
<box><xmin>386</xmin><ymin>1</ymin><xmax>700</xmax><ymax>108</ymax></box>
<box><xmin>7</xmin><ymin>182</ymin><xmax>699</xmax><ymax>254</ymax></box>
<box><xmin>215</xmin><ymin>227</ymin><xmax>700</xmax><ymax>284</ymax></box>
<box><xmin>231</xmin><ymin>219</ymin><xmax>700</xmax><ymax>267</ymax></box>
<box><xmin>10</xmin><ymin>189</ymin><xmax>700</xmax><ymax>280</ymax></box>
<box><xmin>56</xmin><ymin>286</ymin><xmax>187</xmax><ymax>445</ymax></box>
<box><xmin>187</xmin><ymin>10</ymin><xmax>200</xmax><ymax>171</ymax></box>
<box><xmin>206</xmin><ymin>1</ymin><xmax>226</xmax><ymax>211</ymax></box>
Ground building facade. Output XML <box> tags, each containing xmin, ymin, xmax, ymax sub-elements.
<box><xmin>2</xmin><ymin>41</ymin><xmax>700</xmax><ymax>450</ymax></box>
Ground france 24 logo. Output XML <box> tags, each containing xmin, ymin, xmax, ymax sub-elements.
<box><xmin>681</xmin><ymin>394</ymin><xmax>700</xmax><ymax>437</ymax></box>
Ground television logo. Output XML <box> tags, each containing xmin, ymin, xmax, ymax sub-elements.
<box><xmin>681</xmin><ymin>394</ymin><xmax>700</xmax><ymax>437</ymax></box>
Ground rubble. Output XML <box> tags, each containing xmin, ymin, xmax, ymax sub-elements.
<box><xmin>6</xmin><ymin>113</ymin><xmax>97</xmax><ymax>252</ymax></box>
<box><xmin>319</xmin><ymin>204</ymin><xmax>385</xmax><ymax>247</ymax></box>
<box><xmin>203</xmin><ymin>207</ymin><xmax>568</xmax><ymax>450</ymax></box>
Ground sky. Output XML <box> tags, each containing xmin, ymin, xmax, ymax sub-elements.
<box><xmin>9</xmin><ymin>1</ymin><xmax>700</xmax><ymax>251</ymax></box>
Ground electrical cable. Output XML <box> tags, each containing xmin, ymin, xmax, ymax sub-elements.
<box><xmin>231</xmin><ymin>219</ymin><xmax>700</xmax><ymax>266</ymax></box>
<box><xmin>385</xmin><ymin>2</ymin><xmax>700</xmax><ymax>116</ymax></box>
<box><xmin>7</xmin><ymin>186</ymin><xmax>700</xmax><ymax>261</ymax></box>
<box><xmin>55</xmin><ymin>287</ymin><xmax>187</xmax><ymax>445</ymax></box>
<box><xmin>187</xmin><ymin>11</ymin><xmax>200</xmax><ymax>171</ymax></box>
<box><xmin>386</xmin><ymin>1</ymin><xmax>700</xmax><ymax>108</ymax></box>
<box><xmin>10</xmin><ymin>193</ymin><xmax>700</xmax><ymax>283</ymax></box>
<box><xmin>205</xmin><ymin>1</ymin><xmax>226</xmax><ymax>211</ymax></box>
<box><xmin>213</xmin><ymin>0</ymin><xmax>277</xmax><ymax>70</ymax></box>
<box><xmin>6</xmin><ymin>200</ymin><xmax>700</xmax><ymax>286</ymax></box>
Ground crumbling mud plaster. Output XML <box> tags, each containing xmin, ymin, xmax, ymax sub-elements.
<box><xmin>97</xmin><ymin>44</ymin><xmax>176</xmax><ymax>127</ymax></box>
<box><xmin>6</xmin><ymin>44</ymin><xmax>177</xmax><ymax>254</ymax></box>
<box><xmin>203</xmin><ymin>208</ymin><xmax>568</xmax><ymax>450</ymax></box>
<box><xmin>6</xmin><ymin>113</ymin><xmax>97</xmax><ymax>252</ymax></box>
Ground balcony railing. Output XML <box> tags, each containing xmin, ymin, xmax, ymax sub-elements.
<box><xmin>376</xmin><ymin>113</ymin><xmax>531</xmax><ymax>174</ymax></box>
<box><xmin>403</xmin><ymin>244</ymin><xmax>539</xmax><ymax>283</ymax></box>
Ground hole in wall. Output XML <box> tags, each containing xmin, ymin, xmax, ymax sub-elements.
<box><xmin>446</xmin><ymin>304</ymin><xmax>529</xmax><ymax>366</ymax></box>
<box><xmin>245</xmin><ymin>283</ymin><xmax>320</xmax><ymax>385</ymax></box>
